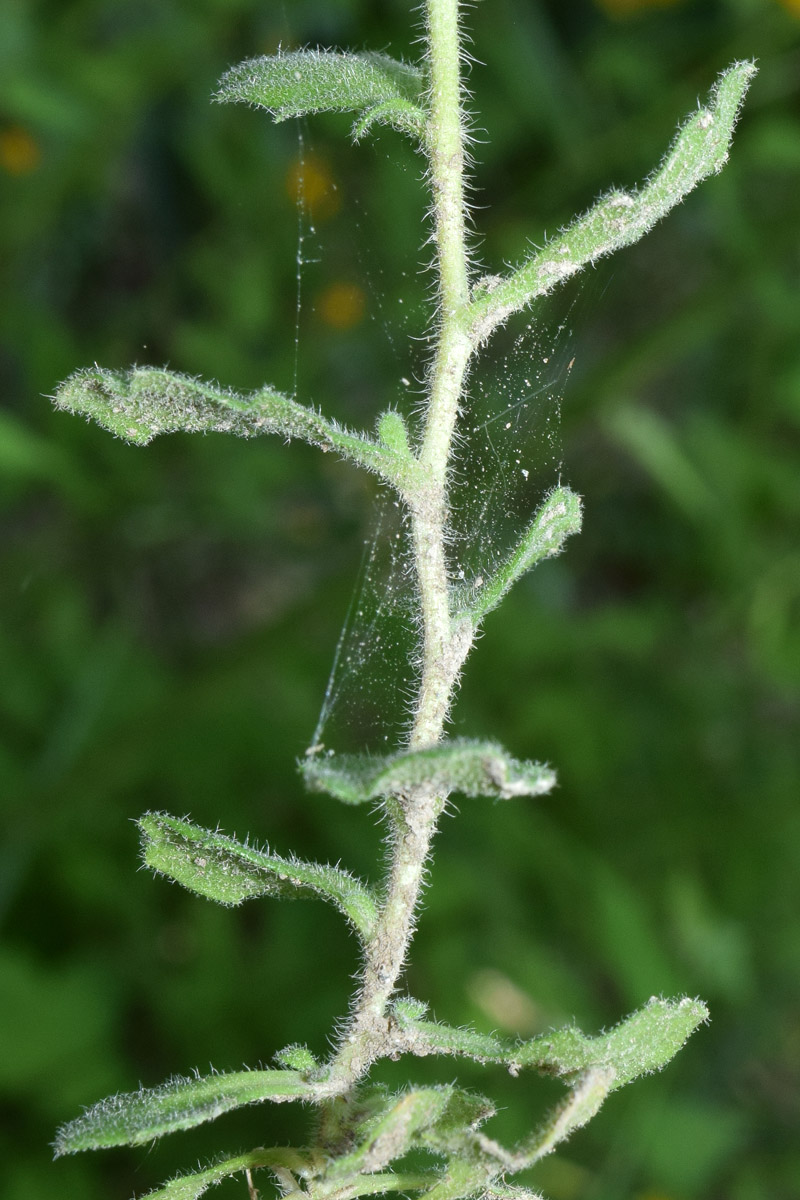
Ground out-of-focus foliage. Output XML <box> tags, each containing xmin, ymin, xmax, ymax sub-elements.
<box><xmin>1</xmin><ymin>2</ymin><xmax>798</xmax><ymax>1199</ymax></box>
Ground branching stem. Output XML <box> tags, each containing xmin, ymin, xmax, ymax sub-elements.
<box><xmin>50</xmin><ymin>4</ymin><xmax>752</xmax><ymax>1183</ymax></box>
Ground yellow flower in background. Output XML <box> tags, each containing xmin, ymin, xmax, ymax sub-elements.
<box><xmin>594</xmin><ymin>0</ymin><xmax>685</xmax><ymax>15</ymax></box>
<box><xmin>285</xmin><ymin>151</ymin><xmax>341</xmax><ymax>221</ymax></box>
<box><xmin>0</xmin><ymin>126</ymin><xmax>41</xmax><ymax>175</ymax></box>
<box><xmin>317</xmin><ymin>282</ymin><xmax>366</xmax><ymax>330</ymax></box>
<box><xmin>776</xmin><ymin>0</ymin><xmax>800</xmax><ymax>15</ymax></box>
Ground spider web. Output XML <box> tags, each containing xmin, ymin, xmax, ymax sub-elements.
<box><xmin>309</xmin><ymin>280</ymin><xmax>592</xmax><ymax>757</ymax></box>
<box><xmin>280</xmin><ymin>77</ymin><xmax>594</xmax><ymax>755</ymax></box>
<box><xmin>287</xmin><ymin>123</ymin><xmax>425</xmax><ymax>755</ymax></box>
<box><xmin>448</xmin><ymin>283</ymin><xmax>586</xmax><ymax>591</ymax></box>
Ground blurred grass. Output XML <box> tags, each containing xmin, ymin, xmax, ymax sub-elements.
<box><xmin>1</xmin><ymin>2</ymin><xmax>799</xmax><ymax>1199</ymax></box>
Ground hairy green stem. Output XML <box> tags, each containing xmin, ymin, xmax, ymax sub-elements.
<box><xmin>327</xmin><ymin>798</ymin><xmax>442</xmax><ymax>1085</ymax></box>
<box><xmin>328</xmin><ymin>0</ymin><xmax>473</xmax><ymax>1088</ymax></box>
<box><xmin>412</xmin><ymin>0</ymin><xmax>473</xmax><ymax>749</ymax></box>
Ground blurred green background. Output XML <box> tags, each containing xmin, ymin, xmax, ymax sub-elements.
<box><xmin>2</xmin><ymin>1</ymin><xmax>799</xmax><ymax>1198</ymax></box>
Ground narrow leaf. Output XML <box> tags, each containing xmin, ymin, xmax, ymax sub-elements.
<box><xmin>54</xmin><ymin>1070</ymin><xmax>317</xmax><ymax>1155</ymax></box>
<box><xmin>329</xmin><ymin>1087</ymin><xmax>494</xmax><ymax>1181</ymax></box>
<box><xmin>483</xmin><ymin>1188</ymin><xmax>545</xmax><ymax>1200</ymax></box>
<box><xmin>515</xmin><ymin>995</ymin><xmax>709</xmax><ymax>1088</ymax></box>
<box><xmin>328</xmin><ymin>1088</ymin><xmax>453</xmax><ymax>1178</ymax></box>
<box><xmin>333</xmin><ymin>1173</ymin><xmax>442</xmax><ymax>1199</ymax></box>
<box><xmin>216</xmin><ymin>49</ymin><xmax>427</xmax><ymax>141</ymax></box>
<box><xmin>417</xmin><ymin>1089</ymin><xmax>495</xmax><ymax>1157</ymax></box>
<box><xmin>395</xmin><ymin>996</ymin><xmax>708</xmax><ymax>1091</ymax></box>
<box><xmin>470</xmin><ymin>61</ymin><xmax>757</xmax><ymax>342</ymax></box>
<box><xmin>512</xmin><ymin>1067</ymin><xmax>613</xmax><ymax>1166</ymax></box>
<box><xmin>455</xmin><ymin>487</ymin><xmax>582</xmax><ymax>623</ymax></box>
<box><xmin>53</xmin><ymin>366</ymin><xmax>413</xmax><ymax>492</ymax></box>
<box><xmin>391</xmin><ymin>1003</ymin><xmax>509</xmax><ymax>1063</ymax></box>
<box><xmin>301</xmin><ymin>740</ymin><xmax>556</xmax><ymax>805</ymax></box>
<box><xmin>466</xmin><ymin>1067</ymin><xmax>612</xmax><ymax>1174</ymax></box>
<box><xmin>416</xmin><ymin>1159</ymin><xmax>492</xmax><ymax>1200</ymax></box>
<box><xmin>139</xmin><ymin>1147</ymin><xmax>310</xmax><ymax>1200</ymax></box>
<box><xmin>139</xmin><ymin>812</ymin><xmax>379</xmax><ymax>943</ymax></box>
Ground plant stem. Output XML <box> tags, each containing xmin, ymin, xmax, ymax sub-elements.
<box><xmin>411</xmin><ymin>0</ymin><xmax>473</xmax><ymax>749</ymax></box>
<box><xmin>326</xmin><ymin>798</ymin><xmax>442</xmax><ymax>1085</ymax></box>
<box><xmin>327</xmin><ymin>0</ymin><xmax>474</xmax><ymax>1089</ymax></box>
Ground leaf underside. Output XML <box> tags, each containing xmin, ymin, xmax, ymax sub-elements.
<box><xmin>301</xmin><ymin>739</ymin><xmax>557</xmax><ymax>805</ymax></box>
<box><xmin>215</xmin><ymin>48</ymin><xmax>427</xmax><ymax>140</ymax></box>
<box><xmin>470</xmin><ymin>59</ymin><xmax>757</xmax><ymax>339</ymax></box>
<box><xmin>395</xmin><ymin>995</ymin><xmax>709</xmax><ymax>1089</ymax></box>
<box><xmin>138</xmin><ymin>1148</ymin><xmax>308</xmax><ymax>1200</ymax></box>
<box><xmin>139</xmin><ymin>812</ymin><xmax>379</xmax><ymax>942</ymax></box>
<box><xmin>54</xmin><ymin>1069</ymin><xmax>315</xmax><ymax>1155</ymax></box>
<box><xmin>52</xmin><ymin>366</ymin><xmax>406</xmax><ymax>485</ymax></box>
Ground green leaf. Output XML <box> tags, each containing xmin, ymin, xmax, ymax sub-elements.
<box><xmin>326</xmin><ymin>1173</ymin><xmax>442</xmax><ymax>1200</ymax></box>
<box><xmin>393</xmin><ymin>1003</ymin><xmax>705</xmax><ymax>1184</ymax></box>
<box><xmin>301</xmin><ymin>740</ymin><xmax>556</xmax><ymax>805</ymax></box>
<box><xmin>417</xmin><ymin>1089</ymin><xmax>495</xmax><ymax>1157</ymax></box>
<box><xmin>138</xmin><ymin>1148</ymin><xmax>309</xmax><ymax>1200</ymax></box>
<box><xmin>53</xmin><ymin>366</ymin><xmax>414</xmax><ymax>492</ymax></box>
<box><xmin>328</xmin><ymin>1086</ymin><xmax>494</xmax><ymax>1179</ymax></box>
<box><xmin>391</xmin><ymin>1002</ymin><xmax>509</xmax><ymax>1063</ymax></box>
<box><xmin>143</xmin><ymin>1158</ymin><xmax>439</xmax><ymax>1200</ymax></box>
<box><xmin>378</xmin><ymin>409</ymin><xmax>412</xmax><ymax>456</ymax></box>
<box><xmin>512</xmin><ymin>1066</ymin><xmax>613</xmax><ymax>1167</ymax></box>
<box><xmin>483</xmin><ymin>1189</ymin><xmax>544</xmax><ymax>1200</ymax></box>
<box><xmin>469</xmin><ymin>61</ymin><xmax>757</xmax><ymax>342</ymax></box>
<box><xmin>416</xmin><ymin>1158</ymin><xmax>491</xmax><ymax>1200</ymax></box>
<box><xmin>274</xmin><ymin>1043</ymin><xmax>319</xmax><ymax>1072</ymax></box>
<box><xmin>215</xmin><ymin>49</ymin><xmax>427</xmax><ymax>141</ymax></box>
<box><xmin>139</xmin><ymin>812</ymin><xmax>379</xmax><ymax>944</ymax></box>
<box><xmin>516</xmin><ymin>996</ymin><xmax>709</xmax><ymax>1088</ymax></box>
<box><xmin>329</xmin><ymin>1088</ymin><xmax>450</xmax><ymax>1178</ymax></box>
<box><xmin>454</xmin><ymin>487</ymin><xmax>582</xmax><ymax>623</ymax></box>
<box><xmin>450</xmin><ymin>1068</ymin><xmax>612</xmax><ymax>1175</ymax></box>
<box><xmin>53</xmin><ymin>1070</ymin><xmax>318</xmax><ymax>1154</ymax></box>
<box><xmin>395</xmin><ymin>996</ymin><xmax>708</xmax><ymax>1091</ymax></box>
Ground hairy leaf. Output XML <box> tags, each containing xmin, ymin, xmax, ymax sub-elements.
<box><xmin>417</xmin><ymin>1158</ymin><xmax>492</xmax><ymax>1200</ymax></box>
<box><xmin>470</xmin><ymin>61</ymin><xmax>757</xmax><ymax>342</ymax></box>
<box><xmin>455</xmin><ymin>487</ymin><xmax>583</xmax><ymax>623</ymax></box>
<box><xmin>391</xmin><ymin>1003</ymin><xmax>508</xmax><ymax>1062</ymax></box>
<box><xmin>329</xmin><ymin>1088</ymin><xmax>450</xmax><ymax>1178</ymax></box>
<box><xmin>329</xmin><ymin>1086</ymin><xmax>494</xmax><ymax>1179</ymax></box>
<box><xmin>274</xmin><ymin>1043</ymin><xmax>319</xmax><ymax>1071</ymax></box>
<box><xmin>378</xmin><ymin>409</ymin><xmax>412</xmax><ymax>455</ymax></box>
<box><xmin>482</xmin><ymin>1188</ymin><xmax>545</xmax><ymax>1200</ymax></box>
<box><xmin>416</xmin><ymin>1088</ymin><xmax>495</xmax><ymax>1157</ymax></box>
<box><xmin>54</xmin><ymin>1070</ymin><xmax>318</xmax><ymax>1154</ymax></box>
<box><xmin>301</xmin><ymin>740</ymin><xmax>556</xmax><ymax>805</ymax></box>
<box><xmin>512</xmin><ymin>1067</ymin><xmax>613</xmax><ymax>1166</ymax></box>
<box><xmin>216</xmin><ymin>49</ymin><xmax>427</xmax><ymax>140</ymax></box>
<box><xmin>395</xmin><ymin>996</ymin><xmax>708</xmax><ymax>1090</ymax></box>
<box><xmin>139</xmin><ymin>1148</ymin><xmax>309</xmax><ymax>1200</ymax></box>
<box><xmin>139</xmin><ymin>812</ymin><xmax>379</xmax><ymax>943</ymax></box>
<box><xmin>517</xmin><ymin>996</ymin><xmax>709</xmax><ymax>1087</ymax></box>
<box><xmin>53</xmin><ymin>366</ymin><xmax>414</xmax><ymax>492</ymax></box>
